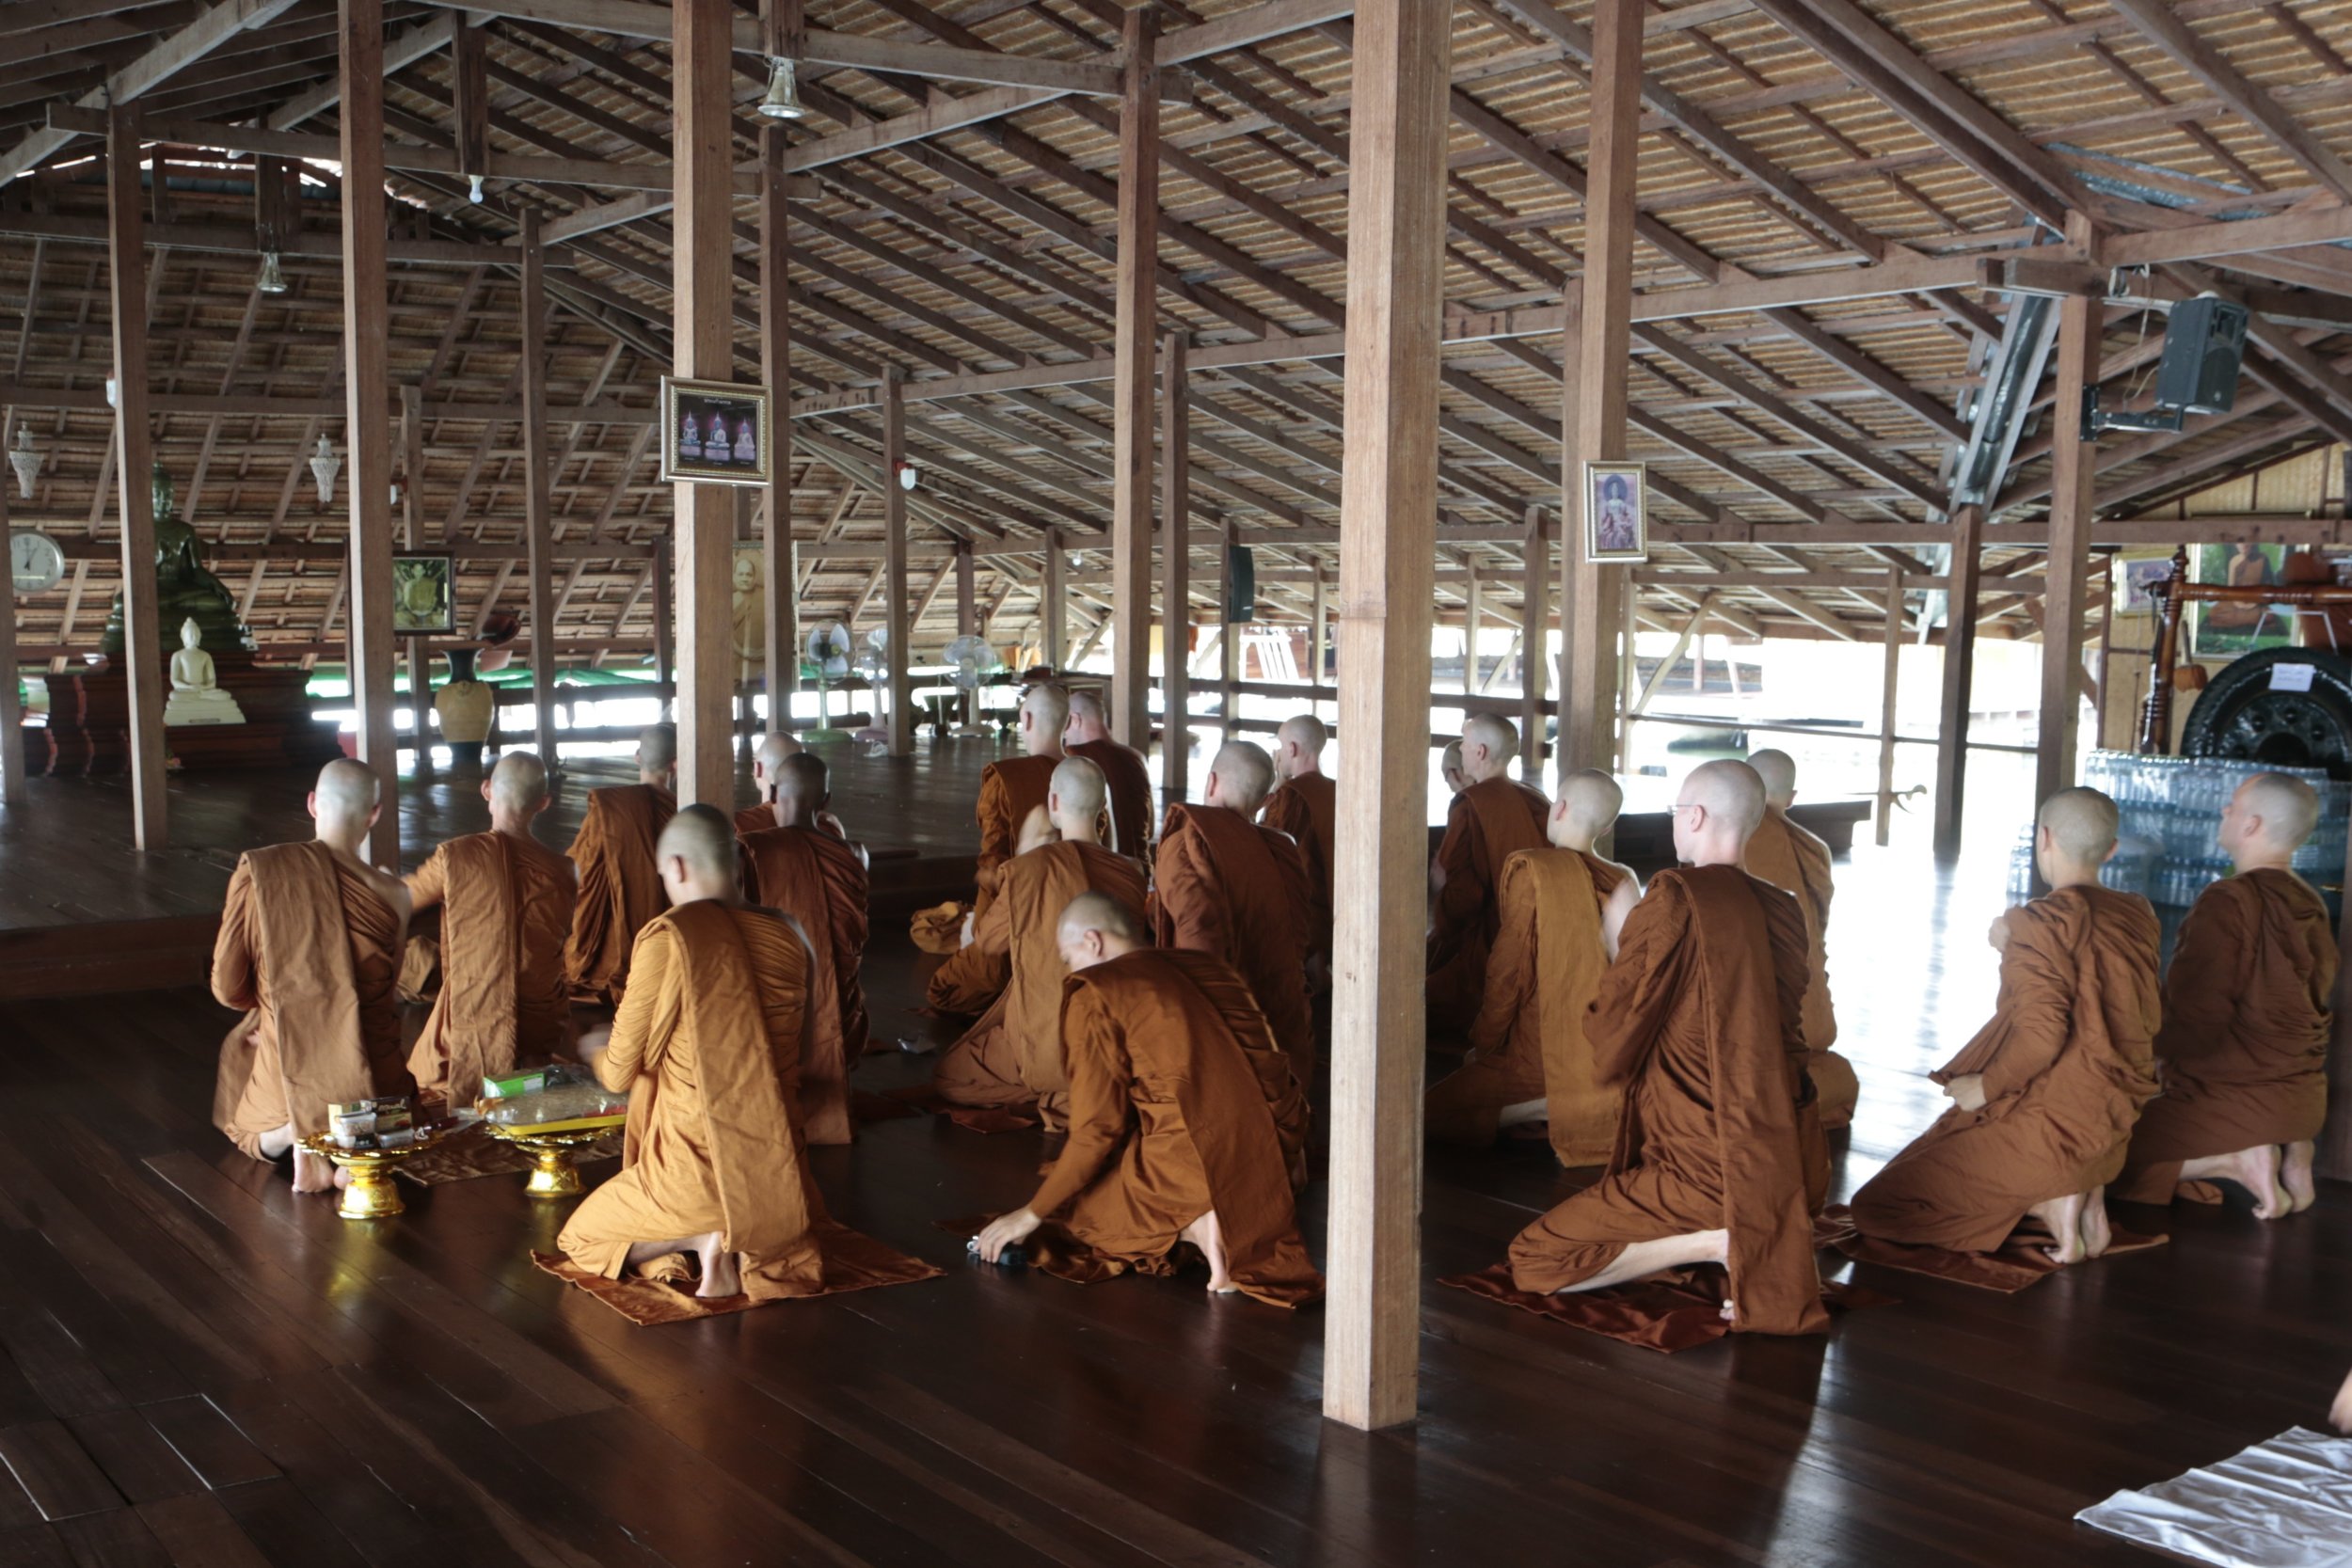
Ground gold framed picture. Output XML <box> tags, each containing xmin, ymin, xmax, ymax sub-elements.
<box><xmin>390</xmin><ymin>553</ymin><xmax>454</xmax><ymax>635</ymax></box>
<box><xmin>1582</xmin><ymin>460</ymin><xmax>1647</xmax><ymax>563</ymax></box>
<box><xmin>660</xmin><ymin>377</ymin><xmax>772</xmax><ymax>486</ymax></box>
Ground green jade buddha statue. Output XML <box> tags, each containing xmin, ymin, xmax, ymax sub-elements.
<box><xmin>102</xmin><ymin>461</ymin><xmax>250</xmax><ymax>657</ymax></box>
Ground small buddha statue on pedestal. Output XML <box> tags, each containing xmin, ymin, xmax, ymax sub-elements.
<box><xmin>163</xmin><ymin>616</ymin><xmax>245</xmax><ymax>726</ymax></box>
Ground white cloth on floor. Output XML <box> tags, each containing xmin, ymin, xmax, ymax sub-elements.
<box><xmin>2076</xmin><ymin>1427</ymin><xmax>2352</xmax><ymax>1567</ymax></box>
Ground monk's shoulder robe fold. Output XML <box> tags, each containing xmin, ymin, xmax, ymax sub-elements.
<box><xmin>740</xmin><ymin>827</ymin><xmax>871</xmax><ymax>1146</ymax></box>
<box><xmin>564</xmin><ymin>783</ymin><xmax>675</xmax><ymax>1004</ymax></box>
<box><xmin>1852</xmin><ymin>884</ymin><xmax>2161</xmax><ymax>1251</ymax></box>
<box><xmin>1149</xmin><ymin>805</ymin><xmax>1314</xmax><ymax>1071</ymax></box>
<box><xmin>973</xmin><ymin>755</ymin><xmax>1060</xmax><ymax>901</ymax></box>
<box><xmin>1068</xmin><ymin>738</ymin><xmax>1154</xmax><ymax>862</ymax></box>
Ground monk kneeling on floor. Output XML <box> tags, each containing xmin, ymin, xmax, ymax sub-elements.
<box><xmin>1503</xmin><ymin>760</ymin><xmax>1828</xmax><ymax>1334</ymax></box>
<box><xmin>557</xmin><ymin>806</ymin><xmax>918</xmax><ymax>1301</ymax></box>
<box><xmin>1741</xmin><ymin>749</ymin><xmax>1859</xmax><ymax>1129</ymax></box>
<box><xmin>934</xmin><ymin>757</ymin><xmax>1148</xmax><ymax>1126</ymax></box>
<box><xmin>971</xmin><ymin>894</ymin><xmax>1320</xmax><ymax>1306</ymax></box>
<box><xmin>214</xmin><ymin>760</ymin><xmax>415</xmax><ymax>1194</ymax></box>
<box><xmin>927</xmin><ymin>684</ymin><xmax>1068</xmax><ymax>1015</ymax></box>
<box><xmin>1852</xmin><ymin>787</ymin><xmax>2161</xmax><ymax>1264</ymax></box>
<box><xmin>2117</xmin><ymin>771</ymin><xmax>2334</xmax><ymax>1217</ymax></box>
<box><xmin>1427</xmin><ymin>715</ymin><xmax>1550</xmax><ymax>1023</ymax></box>
<box><xmin>564</xmin><ymin>723</ymin><xmax>677</xmax><ymax>1006</ymax></box>
<box><xmin>1426</xmin><ymin>768</ymin><xmax>1639</xmax><ymax>1163</ymax></box>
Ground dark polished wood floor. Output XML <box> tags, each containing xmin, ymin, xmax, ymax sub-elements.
<box><xmin>0</xmin><ymin>843</ymin><xmax>2341</xmax><ymax>1566</ymax></box>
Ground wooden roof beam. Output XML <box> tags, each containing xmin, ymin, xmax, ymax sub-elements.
<box><xmin>2104</xmin><ymin>0</ymin><xmax>2352</xmax><ymax>205</ymax></box>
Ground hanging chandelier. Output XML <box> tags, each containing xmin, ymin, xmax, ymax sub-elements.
<box><xmin>309</xmin><ymin>434</ymin><xmax>341</xmax><ymax>504</ymax></box>
<box><xmin>756</xmin><ymin>56</ymin><xmax>807</xmax><ymax>120</ymax></box>
<box><xmin>255</xmin><ymin>250</ymin><xmax>289</xmax><ymax>295</ymax></box>
<box><xmin>7</xmin><ymin>427</ymin><xmax>37</xmax><ymax>500</ymax></box>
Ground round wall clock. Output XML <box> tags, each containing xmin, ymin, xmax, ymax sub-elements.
<box><xmin>8</xmin><ymin>530</ymin><xmax>64</xmax><ymax>594</ymax></box>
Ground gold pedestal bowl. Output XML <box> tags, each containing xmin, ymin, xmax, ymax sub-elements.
<box><xmin>485</xmin><ymin>1123</ymin><xmax>616</xmax><ymax>1197</ymax></box>
<box><xmin>300</xmin><ymin>1131</ymin><xmax>441</xmax><ymax>1220</ymax></box>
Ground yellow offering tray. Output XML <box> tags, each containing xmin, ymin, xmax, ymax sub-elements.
<box><xmin>484</xmin><ymin>1117</ymin><xmax>625</xmax><ymax>1197</ymax></box>
<box><xmin>300</xmin><ymin>1130</ymin><xmax>443</xmax><ymax>1219</ymax></box>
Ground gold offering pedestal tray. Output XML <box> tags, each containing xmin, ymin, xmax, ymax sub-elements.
<box><xmin>484</xmin><ymin>1119</ymin><xmax>624</xmax><ymax>1197</ymax></box>
<box><xmin>300</xmin><ymin>1130</ymin><xmax>445</xmax><ymax>1219</ymax></box>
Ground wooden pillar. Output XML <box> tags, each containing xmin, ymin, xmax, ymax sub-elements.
<box><xmin>106</xmin><ymin>110</ymin><xmax>167</xmax><ymax>850</ymax></box>
<box><xmin>1041</xmin><ymin>528</ymin><xmax>1066</xmax><ymax>670</ymax></box>
<box><xmin>1218</xmin><ymin>520</ymin><xmax>1238</xmax><ymax>739</ymax></box>
<box><xmin>1518</xmin><ymin>506</ymin><xmax>1548</xmax><ymax>781</ymax></box>
<box><xmin>1462</xmin><ymin>569</ymin><xmax>1481</xmax><ymax>696</ymax></box>
<box><xmin>1324</xmin><ymin>0</ymin><xmax>1446</xmax><ymax>1434</ymax></box>
<box><xmin>1876</xmin><ymin>574</ymin><xmax>1902</xmax><ymax>847</ymax></box>
<box><xmin>399</xmin><ymin>385</ymin><xmax>432</xmax><ymax>771</ymax></box>
<box><xmin>1615</xmin><ymin>580</ymin><xmax>1640</xmax><ymax>773</ymax></box>
<box><xmin>673</xmin><ymin>0</ymin><xmax>735</xmax><ymax>809</ymax></box>
<box><xmin>1932</xmin><ymin>504</ymin><xmax>1984</xmax><ymax>860</ymax></box>
<box><xmin>1310</xmin><ymin>567</ymin><xmax>1327</xmax><ymax>696</ymax></box>
<box><xmin>955</xmin><ymin>541</ymin><xmax>976</xmax><ymax>635</ymax></box>
<box><xmin>1160</xmin><ymin>330</ymin><xmax>1190</xmax><ymax>802</ymax></box>
<box><xmin>0</xmin><ymin>418</ymin><xmax>25</xmax><ymax>804</ymax></box>
<box><xmin>883</xmin><ymin>370</ymin><xmax>912</xmax><ymax>756</ymax></box>
<box><xmin>520</xmin><ymin>210</ymin><xmax>559</xmax><ymax>766</ymax></box>
<box><xmin>652</xmin><ymin>546</ymin><xmax>675</xmax><ymax>716</ymax></box>
<box><xmin>761</xmin><ymin>121</ymin><xmax>797</xmax><ymax>737</ymax></box>
<box><xmin>2037</xmin><ymin>278</ymin><xmax>2098</xmax><ymax>809</ymax></box>
<box><xmin>1108</xmin><ymin>6</ymin><xmax>1158</xmax><ymax>749</ymax></box>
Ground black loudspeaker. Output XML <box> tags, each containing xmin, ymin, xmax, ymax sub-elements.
<box><xmin>1223</xmin><ymin>544</ymin><xmax>1256</xmax><ymax>623</ymax></box>
<box><xmin>2155</xmin><ymin>294</ymin><xmax>2249</xmax><ymax>417</ymax></box>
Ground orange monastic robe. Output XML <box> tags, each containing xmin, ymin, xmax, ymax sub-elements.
<box><xmin>556</xmin><ymin>902</ymin><xmax>933</xmax><ymax>1302</ymax></box>
<box><xmin>1852</xmin><ymin>884</ymin><xmax>2161</xmax><ymax>1252</ymax></box>
<box><xmin>212</xmin><ymin>842</ymin><xmax>410</xmax><ymax>1159</ymax></box>
<box><xmin>1151</xmin><ymin>803</ymin><xmax>1315</xmax><ymax>1084</ymax></box>
<box><xmin>1426</xmin><ymin>847</ymin><xmax>1628</xmax><ymax>1164</ymax></box>
<box><xmin>564</xmin><ymin>783</ymin><xmax>675</xmax><ymax>1006</ymax></box>
<box><xmin>405</xmin><ymin>831</ymin><xmax>576</xmax><ymax>1103</ymax></box>
<box><xmin>1744</xmin><ymin>805</ymin><xmax>1856</xmax><ymax>1128</ymax></box>
<box><xmin>2117</xmin><ymin>868</ymin><xmax>2335</xmax><ymax>1204</ymax></box>
<box><xmin>925</xmin><ymin>753</ymin><xmax>1060</xmax><ymax>1014</ymax></box>
<box><xmin>1068</xmin><ymin>737</ymin><xmax>1153</xmax><ymax>862</ymax></box>
<box><xmin>933</xmin><ymin>841</ymin><xmax>1148</xmax><ymax>1122</ymax></box>
<box><xmin>1026</xmin><ymin>947</ymin><xmax>1321</xmax><ymax>1307</ymax></box>
<box><xmin>740</xmin><ymin>825</ymin><xmax>872</xmax><ymax>1147</ymax></box>
<box><xmin>1428</xmin><ymin>776</ymin><xmax>1550</xmax><ymax>1022</ymax></box>
<box><xmin>734</xmin><ymin>803</ymin><xmax>774</xmax><ymax>837</ymax></box>
<box><xmin>1506</xmin><ymin>866</ymin><xmax>1828</xmax><ymax>1336</ymax></box>
<box><xmin>1258</xmin><ymin>771</ymin><xmax>1336</xmax><ymax>970</ymax></box>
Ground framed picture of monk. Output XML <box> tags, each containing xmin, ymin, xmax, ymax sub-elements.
<box><xmin>2191</xmin><ymin>541</ymin><xmax>2293</xmax><ymax>659</ymax></box>
<box><xmin>389</xmin><ymin>553</ymin><xmax>454</xmax><ymax>635</ymax></box>
<box><xmin>1582</xmin><ymin>461</ymin><xmax>1648</xmax><ymax>563</ymax></box>
<box><xmin>660</xmin><ymin>376</ymin><xmax>771</xmax><ymax>487</ymax></box>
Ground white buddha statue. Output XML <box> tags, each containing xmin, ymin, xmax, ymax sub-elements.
<box><xmin>163</xmin><ymin>616</ymin><xmax>244</xmax><ymax>726</ymax></box>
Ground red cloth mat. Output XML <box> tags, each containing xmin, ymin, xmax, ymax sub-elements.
<box><xmin>531</xmin><ymin>1225</ymin><xmax>943</xmax><ymax>1325</ymax></box>
<box><xmin>1818</xmin><ymin>1203</ymin><xmax>2168</xmax><ymax>1292</ymax></box>
<box><xmin>1438</xmin><ymin>1264</ymin><xmax>1889</xmax><ymax>1352</ymax></box>
<box><xmin>884</xmin><ymin>1082</ymin><xmax>1040</xmax><ymax>1134</ymax></box>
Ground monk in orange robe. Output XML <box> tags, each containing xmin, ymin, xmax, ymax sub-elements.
<box><xmin>1428</xmin><ymin>714</ymin><xmax>1550</xmax><ymax>1023</ymax></box>
<box><xmin>972</xmin><ymin>893</ymin><xmax>1320</xmax><ymax>1306</ymax></box>
<box><xmin>1259</xmin><ymin>713</ymin><xmax>1337</xmax><ymax>978</ymax></box>
<box><xmin>734</xmin><ymin>731</ymin><xmax>801</xmax><ymax>836</ymax></box>
<box><xmin>1502</xmin><ymin>761</ymin><xmax>1829</xmax><ymax>1335</ymax></box>
<box><xmin>1427</xmin><ymin>769</ymin><xmax>1640</xmax><ymax>1163</ymax></box>
<box><xmin>1063</xmin><ymin>689</ymin><xmax>1153</xmax><ymax>862</ymax></box>
<box><xmin>739</xmin><ymin>752</ymin><xmax>870</xmax><ymax>1148</ymax></box>
<box><xmin>1742</xmin><ymin>750</ymin><xmax>1858</xmax><ymax>1130</ymax></box>
<box><xmin>1852</xmin><ymin>787</ymin><xmax>2162</xmax><ymax>1264</ymax></box>
<box><xmin>564</xmin><ymin>723</ymin><xmax>675</xmax><ymax>1006</ymax></box>
<box><xmin>213</xmin><ymin>759</ymin><xmax>414</xmax><ymax>1195</ymax></box>
<box><xmin>404</xmin><ymin>751</ymin><xmax>577</xmax><ymax>1104</ymax></box>
<box><xmin>2118</xmin><ymin>771</ymin><xmax>2335</xmax><ymax>1216</ymax></box>
<box><xmin>926</xmin><ymin>684</ymin><xmax>1067</xmax><ymax>1014</ymax></box>
<box><xmin>1152</xmin><ymin>740</ymin><xmax>1316</xmax><ymax>1084</ymax></box>
<box><xmin>556</xmin><ymin>806</ymin><xmax>933</xmax><ymax>1301</ymax></box>
<box><xmin>934</xmin><ymin>757</ymin><xmax>1149</xmax><ymax>1126</ymax></box>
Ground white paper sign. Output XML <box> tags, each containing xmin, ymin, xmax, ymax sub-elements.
<box><xmin>2270</xmin><ymin>663</ymin><xmax>2316</xmax><ymax>692</ymax></box>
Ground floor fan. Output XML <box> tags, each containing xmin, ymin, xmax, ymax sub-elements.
<box><xmin>943</xmin><ymin>634</ymin><xmax>1000</xmax><ymax>736</ymax></box>
<box><xmin>803</xmin><ymin>623</ymin><xmax>852</xmax><ymax>741</ymax></box>
<box><xmin>852</xmin><ymin>626</ymin><xmax>891</xmax><ymax>748</ymax></box>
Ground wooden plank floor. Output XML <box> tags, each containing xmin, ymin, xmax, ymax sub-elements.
<box><xmin>0</xmin><ymin>846</ymin><xmax>2341</xmax><ymax>1565</ymax></box>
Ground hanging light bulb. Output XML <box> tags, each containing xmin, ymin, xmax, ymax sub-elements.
<box><xmin>756</xmin><ymin>56</ymin><xmax>807</xmax><ymax>120</ymax></box>
<box><xmin>309</xmin><ymin>433</ymin><xmax>341</xmax><ymax>504</ymax></box>
<box><xmin>255</xmin><ymin>250</ymin><xmax>289</xmax><ymax>295</ymax></box>
<box><xmin>468</xmin><ymin>173</ymin><xmax>485</xmax><ymax>203</ymax></box>
<box><xmin>8</xmin><ymin>427</ymin><xmax>37</xmax><ymax>501</ymax></box>
<box><xmin>894</xmin><ymin>458</ymin><xmax>917</xmax><ymax>492</ymax></box>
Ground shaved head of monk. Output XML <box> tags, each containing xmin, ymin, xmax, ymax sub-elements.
<box><xmin>2221</xmin><ymin>771</ymin><xmax>2321</xmax><ymax>868</ymax></box>
<box><xmin>1550</xmin><ymin>768</ymin><xmax>1623</xmax><ymax>850</ymax></box>
<box><xmin>1205</xmin><ymin>740</ymin><xmax>1277</xmax><ymax>815</ymax></box>
<box><xmin>1440</xmin><ymin>740</ymin><xmax>1467</xmax><ymax>796</ymax></box>
<box><xmin>1020</xmin><ymin>683</ymin><xmax>1071</xmax><ymax>758</ymax></box>
<box><xmin>1057</xmin><ymin>889</ymin><xmax>1148</xmax><ymax>972</ymax></box>
<box><xmin>1048</xmin><ymin>755</ymin><xmax>1108</xmax><ymax>835</ymax></box>
<box><xmin>1460</xmin><ymin>714</ymin><xmax>1518</xmax><ymax>783</ymax></box>
<box><xmin>772</xmin><ymin>752</ymin><xmax>831</xmax><ymax>825</ymax></box>
<box><xmin>1275</xmin><ymin>714</ymin><xmax>1328</xmax><ymax>780</ymax></box>
<box><xmin>1747</xmin><ymin>748</ymin><xmax>1798</xmax><ymax>810</ymax></box>
<box><xmin>1064</xmin><ymin>689</ymin><xmax>1110</xmax><ymax>746</ymax></box>
<box><xmin>752</xmin><ymin>731</ymin><xmax>803</xmax><ymax>795</ymax></box>
<box><xmin>637</xmin><ymin>723</ymin><xmax>678</xmax><ymax>787</ymax></box>
<box><xmin>483</xmin><ymin>750</ymin><xmax>550</xmax><ymax>828</ymax></box>
<box><xmin>1673</xmin><ymin>759</ymin><xmax>1765</xmax><ymax>866</ymax></box>
<box><xmin>308</xmin><ymin>758</ymin><xmax>382</xmax><ymax>844</ymax></box>
<box><xmin>2035</xmin><ymin>786</ymin><xmax>2119</xmax><ymax>888</ymax></box>
<box><xmin>656</xmin><ymin>803</ymin><xmax>741</xmax><ymax>904</ymax></box>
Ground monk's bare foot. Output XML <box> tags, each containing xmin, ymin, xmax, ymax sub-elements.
<box><xmin>2080</xmin><ymin>1186</ymin><xmax>2112</xmax><ymax>1259</ymax></box>
<box><xmin>333</xmin><ymin>1167</ymin><xmax>353</xmax><ymax>1191</ymax></box>
<box><xmin>2332</xmin><ymin>1368</ymin><xmax>2352</xmax><ymax>1435</ymax></box>
<box><xmin>2198</xmin><ymin>1144</ymin><xmax>2289</xmax><ymax>1219</ymax></box>
<box><xmin>291</xmin><ymin>1148</ymin><xmax>336</xmax><ymax>1194</ymax></box>
<box><xmin>1181</xmin><ymin>1210</ymin><xmax>1235</xmax><ymax>1293</ymax></box>
<box><xmin>2029</xmin><ymin>1193</ymin><xmax>2087</xmax><ymax>1264</ymax></box>
<box><xmin>691</xmin><ymin>1233</ymin><xmax>741</xmax><ymax>1299</ymax></box>
<box><xmin>2284</xmin><ymin>1140</ymin><xmax>2317</xmax><ymax>1213</ymax></box>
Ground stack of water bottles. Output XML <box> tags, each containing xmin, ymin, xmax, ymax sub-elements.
<box><xmin>2007</xmin><ymin>751</ymin><xmax>2348</xmax><ymax>959</ymax></box>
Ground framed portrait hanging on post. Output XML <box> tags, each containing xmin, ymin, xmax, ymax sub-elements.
<box><xmin>390</xmin><ymin>553</ymin><xmax>455</xmax><ymax>635</ymax></box>
<box><xmin>1581</xmin><ymin>460</ymin><xmax>1647</xmax><ymax>563</ymax></box>
<box><xmin>660</xmin><ymin>377</ymin><xmax>772</xmax><ymax>486</ymax></box>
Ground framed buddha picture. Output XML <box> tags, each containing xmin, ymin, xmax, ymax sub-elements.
<box><xmin>660</xmin><ymin>377</ymin><xmax>771</xmax><ymax>486</ymax></box>
<box><xmin>1582</xmin><ymin>460</ymin><xmax>1648</xmax><ymax>563</ymax></box>
<box><xmin>390</xmin><ymin>553</ymin><xmax>454</xmax><ymax>636</ymax></box>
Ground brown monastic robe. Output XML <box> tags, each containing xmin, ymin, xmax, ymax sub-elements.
<box><xmin>564</xmin><ymin>783</ymin><xmax>675</xmax><ymax>1006</ymax></box>
<box><xmin>933</xmin><ymin>841</ymin><xmax>1148</xmax><ymax>1120</ymax></box>
<box><xmin>1025</xmin><ymin>947</ymin><xmax>1320</xmax><ymax>1307</ymax></box>
<box><xmin>1506</xmin><ymin>866</ymin><xmax>1829</xmax><ymax>1336</ymax></box>
<box><xmin>1427</xmin><ymin>775</ymin><xmax>1550</xmax><ymax>1022</ymax></box>
<box><xmin>1852</xmin><ymin>884</ymin><xmax>2162</xmax><ymax>1252</ymax></box>
<box><xmin>2117</xmin><ymin>868</ymin><xmax>2335</xmax><ymax>1204</ymax></box>
<box><xmin>404</xmin><ymin>832</ymin><xmax>577</xmax><ymax>1103</ymax></box>
<box><xmin>212</xmin><ymin>842</ymin><xmax>410</xmax><ymax>1158</ymax></box>
<box><xmin>1258</xmin><ymin>771</ymin><xmax>1337</xmax><ymax>972</ymax></box>
<box><xmin>1744</xmin><ymin>805</ymin><xmax>1858</xmax><ymax>1129</ymax></box>
<box><xmin>556</xmin><ymin>902</ymin><xmax>931</xmax><ymax>1301</ymax></box>
<box><xmin>1151</xmin><ymin>802</ymin><xmax>1316</xmax><ymax>1085</ymax></box>
<box><xmin>925</xmin><ymin>753</ymin><xmax>1060</xmax><ymax>1014</ymax></box>
<box><xmin>1426</xmin><ymin>847</ymin><xmax>1629</xmax><ymax>1164</ymax></box>
<box><xmin>740</xmin><ymin>825</ymin><xmax>872</xmax><ymax>1147</ymax></box>
<box><xmin>1068</xmin><ymin>737</ymin><xmax>1153</xmax><ymax>862</ymax></box>
<box><xmin>733</xmin><ymin>803</ymin><xmax>774</xmax><ymax>838</ymax></box>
